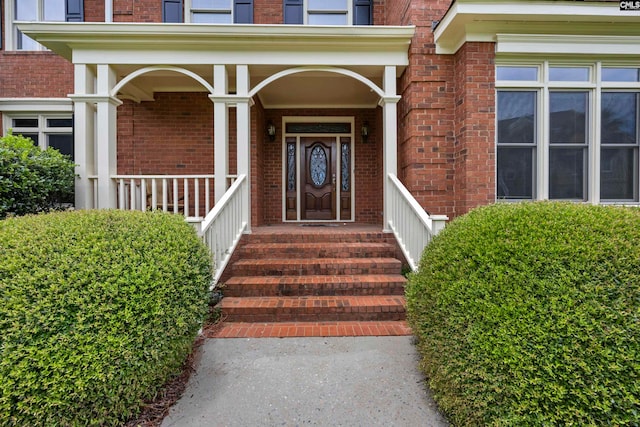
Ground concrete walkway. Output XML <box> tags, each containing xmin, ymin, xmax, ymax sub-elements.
<box><xmin>161</xmin><ymin>336</ymin><xmax>448</xmax><ymax>427</ymax></box>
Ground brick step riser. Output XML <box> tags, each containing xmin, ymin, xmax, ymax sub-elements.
<box><xmin>237</xmin><ymin>247</ymin><xmax>397</xmax><ymax>259</ymax></box>
<box><xmin>224</xmin><ymin>283</ymin><xmax>406</xmax><ymax>297</ymax></box>
<box><xmin>246</xmin><ymin>234</ymin><xmax>397</xmax><ymax>245</ymax></box>
<box><xmin>232</xmin><ymin>265</ymin><xmax>401</xmax><ymax>276</ymax></box>
<box><xmin>221</xmin><ymin>312</ymin><xmax>406</xmax><ymax>323</ymax></box>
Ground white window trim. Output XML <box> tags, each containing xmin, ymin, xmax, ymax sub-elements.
<box><xmin>4</xmin><ymin>0</ymin><xmax>60</xmax><ymax>51</ymax></box>
<box><xmin>496</xmin><ymin>60</ymin><xmax>640</xmax><ymax>205</ymax></box>
<box><xmin>3</xmin><ymin>113</ymin><xmax>73</xmax><ymax>152</ymax></box>
<box><xmin>304</xmin><ymin>0</ymin><xmax>353</xmax><ymax>25</ymax></box>
<box><xmin>184</xmin><ymin>0</ymin><xmax>234</xmax><ymax>23</ymax></box>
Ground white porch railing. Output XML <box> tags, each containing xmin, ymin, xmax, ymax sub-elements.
<box><xmin>199</xmin><ymin>174</ymin><xmax>248</xmax><ymax>286</ymax></box>
<box><xmin>387</xmin><ymin>173</ymin><xmax>448</xmax><ymax>271</ymax></box>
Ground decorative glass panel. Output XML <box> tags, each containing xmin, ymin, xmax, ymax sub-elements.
<box><xmin>549</xmin><ymin>148</ymin><xmax>585</xmax><ymax>199</ymax></box>
<box><xmin>310</xmin><ymin>146</ymin><xmax>327</xmax><ymax>186</ymax></box>
<box><xmin>496</xmin><ymin>66</ymin><xmax>538</xmax><ymax>81</ymax></box>
<box><xmin>286</xmin><ymin>123</ymin><xmax>351</xmax><ymax>134</ymax></box>
<box><xmin>602</xmin><ymin>68</ymin><xmax>640</xmax><ymax>82</ymax></box>
<box><xmin>550</xmin><ymin>92</ymin><xmax>588</xmax><ymax>144</ymax></box>
<box><xmin>601</xmin><ymin>148</ymin><xmax>635</xmax><ymax>200</ymax></box>
<box><xmin>341</xmin><ymin>143</ymin><xmax>350</xmax><ymax>191</ymax></box>
<box><xmin>497</xmin><ymin>91</ymin><xmax>536</xmax><ymax>144</ymax></box>
<box><xmin>549</xmin><ymin>67</ymin><xmax>590</xmax><ymax>82</ymax></box>
<box><xmin>287</xmin><ymin>143</ymin><xmax>296</xmax><ymax>191</ymax></box>
<box><xmin>601</xmin><ymin>93</ymin><xmax>637</xmax><ymax>144</ymax></box>
<box><xmin>497</xmin><ymin>147</ymin><xmax>533</xmax><ymax>199</ymax></box>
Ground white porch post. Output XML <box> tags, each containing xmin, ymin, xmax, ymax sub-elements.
<box><xmin>381</xmin><ymin>65</ymin><xmax>401</xmax><ymax>232</ymax></box>
<box><xmin>212</xmin><ymin>65</ymin><xmax>229</xmax><ymax>203</ymax></box>
<box><xmin>71</xmin><ymin>64</ymin><xmax>96</xmax><ymax>209</ymax></box>
<box><xmin>236</xmin><ymin>64</ymin><xmax>252</xmax><ymax>232</ymax></box>
<box><xmin>95</xmin><ymin>64</ymin><xmax>121</xmax><ymax>209</ymax></box>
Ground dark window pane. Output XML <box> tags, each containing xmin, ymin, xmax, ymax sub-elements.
<box><xmin>497</xmin><ymin>91</ymin><xmax>536</xmax><ymax>144</ymax></box>
<box><xmin>16</xmin><ymin>133</ymin><xmax>39</xmax><ymax>145</ymax></box>
<box><xmin>550</xmin><ymin>92</ymin><xmax>588</xmax><ymax>144</ymax></box>
<box><xmin>496</xmin><ymin>66</ymin><xmax>538</xmax><ymax>81</ymax></box>
<box><xmin>601</xmin><ymin>148</ymin><xmax>636</xmax><ymax>200</ymax></box>
<box><xmin>549</xmin><ymin>67</ymin><xmax>589</xmax><ymax>82</ymax></box>
<box><xmin>48</xmin><ymin>134</ymin><xmax>74</xmax><ymax>160</ymax></box>
<box><xmin>602</xmin><ymin>68</ymin><xmax>640</xmax><ymax>82</ymax></box>
<box><xmin>497</xmin><ymin>147</ymin><xmax>533</xmax><ymax>199</ymax></box>
<box><xmin>13</xmin><ymin>118</ymin><xmax>38</xmax><ymax>128</ymax></box>
<box><xmin>601</xmin><ymin>92</ymin><xmax>637</xmax><ymax>144</ymax></box>
<box><xmin>549</xmin><ymin>148</ymin><xmax>585</xmax><ymax>199</ymax></box>
<box><xmin>47</xmin><ymin>118</ymin><xmax>73</xmax><ymax>128</ymax></box>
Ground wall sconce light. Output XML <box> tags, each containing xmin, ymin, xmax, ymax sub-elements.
<box><xmin>267</xmin><ymin>121</ymin><xmax>276</xmax><ymax>142</ymax></box>
<box><xmin>361</xmin><ymin>121</ymin><xmax>370</xmax><ymax>143</ymax></box>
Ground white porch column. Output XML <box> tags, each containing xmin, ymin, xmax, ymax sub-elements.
<box><xmin>236</xmin><ymin>64</ymin><xmax>252</xmax><ymax>232</ymax></box>
<box><xmin>381</xmin><ymin>65</ymin><xmax>401</xmax><ymax>232</ymax></box>
<box><xmin>95</xmin><ymin>64</ymin><xmax>121</xmax><ymax>209</ymax></box>
<box><xmin>71</xmin><ymin>64</ymin><xmax>96</xmax><ymax>210</ymax></box>
<box><xmin>212</xmin><ymin>65</ymin><xmax>229</xmax><ymax>203</ymax></box>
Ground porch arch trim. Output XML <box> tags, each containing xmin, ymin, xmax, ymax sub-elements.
<box><xmin>111</xmin><ymin>65</ymin><xmax>215</xmax><ymax>97</ymax></box>
<box><xmin>249</xmin><ymin>66</ymin><xmax>385</xmax><ymax>99</ymax></box>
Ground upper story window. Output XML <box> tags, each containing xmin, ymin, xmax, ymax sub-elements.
<box><xmin>496</xmin><ymin>61</ymin><xmax>640</xmax><ymax>204</ymax></box>
<box><xmin>284</xmin><ymin>0</ymin><xmax>372</xmax><ymax>25</ymax></box>
<box><xmin>6</xmin><ymin>0</ymin><xmax>83</xmax><ymax>50</ymax></box>
<box><xmin>177</xmin><ymin>0</ymin><xmax>253</xmax><ymax>24</ymax></box>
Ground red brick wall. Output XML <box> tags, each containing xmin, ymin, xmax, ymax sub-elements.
<box><xmin>85</xmin><ymin>0</ymin><xmax>106</xmax><ymax>22</ymax></box>
<box><xmin>0</xmin><ymin>53</ymin><xmax>73</xmax><ymax>98</ymax></box>
<box><xmin>453</xmin><ymin>42</ymin><xmax>496</xmax><ymax>216</ymax></box>
<box><xmin>113</xmin><ymin>0</ymin><xmax>161</xmax><ymax>22</ymax></box>
<box><xmin>254</xmin><ymin>0</ymin><xmax>386</xmax><ymax>25</ymax></box>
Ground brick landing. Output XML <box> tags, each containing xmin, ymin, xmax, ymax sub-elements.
<box><xmin>212</xmin><ymin>224</ymin><xmax>413</xmax><ymax>338</ymax></box>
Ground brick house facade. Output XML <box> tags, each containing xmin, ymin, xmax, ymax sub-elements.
<box><xmin>2</xmin><ymin>0</ymin><xmax>639</xmax><ymax>232</ymax></box>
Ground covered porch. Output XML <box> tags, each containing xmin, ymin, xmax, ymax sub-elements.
<box><xmin>21</xmin><ymin>22</ymin><xmax>447</xmax><ymax>278</ymax></box>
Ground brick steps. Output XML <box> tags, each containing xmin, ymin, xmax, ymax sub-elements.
<box><xmin>238</xmin><ymin>242</ymin><xmax>397</xmax><ymax>259</ymax></box>
<box><xmin>212</xmin><ymin>228</ymin><xmax>411</xmax><ymax>338</ymax></box>
<box><xmin>209</xmin><ymin>321</ymin><xmax>412</xmax><ymax>338</ymax></box>
<box><xmin>218</xmin><ymin>295</ymin><xmax>406</xmax><ymax>322</ymax></box>
<box><xmin>232</xmin><ymin>258</ymin><xmax>402</xmax><ymax>276</ymax></box>
<box><xmin>224</xmin><ymin>274</ymin><xmax>407</xmax><ymax>297</ymax></box>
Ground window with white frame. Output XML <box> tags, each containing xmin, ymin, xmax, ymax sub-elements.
<box><xmin>184</xmin><ymin>0</ymin><xmax>253</xmax><ymax>24</ymax></box>
<box><xmin>7</xmin><ymin>115</ymin><xmax>74</xmax><ymax>161</ymax></box>
<box><xmin>283</xmin><ymin>0</ymin><xmax>371</xmax><ymax>25</ymax></box>
<box><xmin>496</xmin><ymin>62</ymin><xmax>640</xmax><ymax>204</ymax></box>
<box><xmin>6</xmin><ymin>0</ymin><xmax>83</xmax><ymax>50</ymax></box>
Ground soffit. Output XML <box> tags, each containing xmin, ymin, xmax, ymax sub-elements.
<box><xmin>435</xmin><ymin>0</ymin><xmax>640</xmax><ymax>54</ymax></box>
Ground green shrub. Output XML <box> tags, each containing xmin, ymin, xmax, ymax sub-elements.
<box><xmin>0</xmin><ymin>132</ymin><xmax>75</xmax><ymax>219</ymax></box>
<box><xmin>0</xmin><ymin>210</ymin><xmax>213</xmax><ymax>426</ymax></box>
<box><xmin>406</xmin><ymin>202</ymin><xmax>640</xmax><ymax>426</ymax></box>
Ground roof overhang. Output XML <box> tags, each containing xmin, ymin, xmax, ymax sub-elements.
<box><xmin>435</xmin><ymin>0</ymin><xmax>640</xmax><ymax>54</ymax></box>
<box><xmin>18</xmin><ymin>23</ymin><xmax>415</xmax><ymax>108</ymax></box>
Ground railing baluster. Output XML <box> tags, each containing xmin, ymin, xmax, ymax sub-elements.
<box><xmin>194</xmin><ymin>178</ymin><xmax>200</xmax><ymax>218</ymax></box>
<box><xmin>151</xmin><ymin>179</ymin><xmax>158</xmax><ymax>211</ymax></box>
<box><xmin>118</xmin><ymin>179</ymin><xmax>125</xmax><ymax>210</ymax></box>
<box><xmin>162</xmin><ymin>178</ymin><xmax>168</xmax><ymax>212</ymax></box>
<box><xmin>183</xmin><ymin>179</ymin><xmax>189</xmax><ymax>217</ymax></box>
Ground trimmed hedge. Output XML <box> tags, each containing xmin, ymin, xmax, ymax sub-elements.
<box><xmin>0</xmin><ymin>133</ymin><xmax>75</xmax><ymax>218</ymax></box>
<box><xmin>0</xmin><ymin>210</ymin><xmax>213</xmax><ymax>426</ymax></box>
<box><xmin>406</xmin><ymin>202</ymin><xmax>640</xmax><ymax>426</ymax></box>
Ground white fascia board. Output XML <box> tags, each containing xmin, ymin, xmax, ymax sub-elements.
<box><xmin>17</xmin><ymin>23</ymin><xmax>415</xmax><ymax>65</ymax></box>
<box><xmin>0</xmin><ymin>98</ymin><xmax>73</xmax><ymax>112</ymax></box>
<box><xmin>435</xmin><ymin>0</ymin><xmax>640</xmax><ymax>54</ymax></box>
<box><xmin>497</xmin><ymin>34</ymin><xmax>640</xmax><ymax>56</ymax></box>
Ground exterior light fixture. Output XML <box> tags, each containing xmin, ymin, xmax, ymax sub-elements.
<box><xmin>267</xmin><ymin>121</ymin><xmax>276</xmax><ymax>142</ymax></box>
<box><xmin>361</xmin><ymin>121</ymin><xmax>370</xmax><ymax>143</ymax></box>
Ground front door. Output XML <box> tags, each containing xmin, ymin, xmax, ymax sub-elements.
<box><xmin>301</xmin><ymin>137</ymin><xmax>336</xmax><ymax>220</ymax></box>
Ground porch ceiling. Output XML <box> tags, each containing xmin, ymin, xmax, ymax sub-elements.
<box><xmin>19</xmin><ymin>23</ymin><xmax>412</xmax><ymax>108</ymax></box>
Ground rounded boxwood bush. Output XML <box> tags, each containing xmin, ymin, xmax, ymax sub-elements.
<box><xmin>0</xmin><ymin>210</ymin><xmax>213</xmax><ymax>426</ymax></box>
<box><xmin>0</xmin><ymin>132</ymin><xmax>75</xmax><ymax>219</ymax></box>
<box><xmin>406</xmin><ymin>202</ymin><xmax>640</xmax><ymax>426</ymax></box>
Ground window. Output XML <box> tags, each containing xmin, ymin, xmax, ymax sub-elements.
<box><xmin>163</xmin><ymin>0</ymin><xmax>183</xmax><ymax>23</ymax></box>
<box><xmin>283</xmin><ymin>0</ymin><xmax>372</xmax><ymax>25</ymax></box>
<box><xmin>496</xmin><ymin>62</ymin><xmax>640</xmax><ymax>203</ymax></box>
<box><xmin>184</xmin><ymin>0</ymin><xmax>253</xmax><ymax>24</ymax></box>
<box><xmin>7</xmin><ymin>0</ymin><xmax>83</xmax><ymax>50</ymax></box>
<box><xmin>8</xmin><ymin>115</ymin><xmax>74</xmax><ymax>161</ymax></box>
